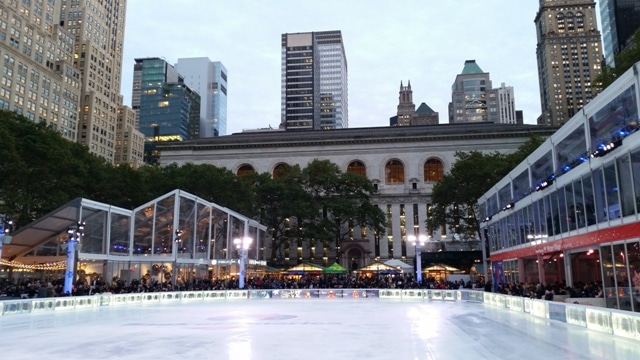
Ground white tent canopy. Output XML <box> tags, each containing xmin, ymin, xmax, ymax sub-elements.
<box><xmin>384</xmin><ymin>259</ymin><xmax>413</xmax><ymax>273</ymax></box>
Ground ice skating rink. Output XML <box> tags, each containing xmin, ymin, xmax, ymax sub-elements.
<box><xmin>0</xmin><ymin>299</ymin><xmax>638</xmax><ymax>360</ymax></box>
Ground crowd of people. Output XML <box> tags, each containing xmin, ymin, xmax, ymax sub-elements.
<box><xmin>0</xmin><ymin>274</ymin><xmax>604</xmax><ymax>301</ymax></box>
<box><xmin>0</xmin><ymin>274</ymin><xmax>486</xmax><ymax>298</ymax></box>
<box><xmin>495</xmin><ymin>280</ymin><xmax>604</xmax><ymax>300</ymax></box>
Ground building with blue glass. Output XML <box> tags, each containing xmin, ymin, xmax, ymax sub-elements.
<box><xmin>133</xmin><ymin>58</ymin><xmax>201</xmax><ymax>164</ymax></box>
<box><xmin>175</xmin><ymin>58</ymin><xmax>228</xmax><ymax>137</ymax></box>
<box><xmin>600</xmin><ymin>0</ymin><xmax>640</xmax><ymax>67</ymax></box>
<box><xmin>479</xmin><ymin>62</ymin><xmax>640</xmax><ymax>312</ymax></box>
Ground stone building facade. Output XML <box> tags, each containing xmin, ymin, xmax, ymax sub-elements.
<box><xmin>158</xmin><ymin>124</ymin><xmax>558</xmax><ymax>270</ymax></box>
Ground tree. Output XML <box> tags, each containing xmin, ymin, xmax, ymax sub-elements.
<box><xmin>427</xmin><ymin>135</ymin><xmax>543</xmax><ymax>240</ymax></box>
<box><xmin>251</xmin><ymin>159</ymin><xmax>386</xmax><ymax>265</ymax></box>
<box><xmin>0</xmin><ymin>110</ymin><xmax>112</xmax><ymax>226</ymax></box>
<box><xmin>302</xmin><ymin>160</ymin><xmax>385</xmax><ymax>262</ymax></box>
<box><xmin>596</xmin><ymin>29</ymin><xmax>640</xmax><ymax>89</ymax></box>
<box><xmin>251</xmin><ymin>165</ymin><xmax>313</xmax><ymax>263</ymax></box>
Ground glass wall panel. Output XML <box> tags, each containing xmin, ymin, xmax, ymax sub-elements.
<box><xmin>613</xmin><ymin>244</ymin><xmax>632</xmax><ymax>311</ymax></box>
<box><xmin>525</xmin><ymin>204</ymin><xmax>534</xmax><ymax>241</ymax></box>
<box><xmin>110</xmin><ymin>213</ymin><xmax>131</xmax><ymax>255</ymax></box>
<box><xmin>582</xmin><ymin>174</ymin><xmax>597</xmax><ymax>226</ymax></box>
<box><xmin>499</xmin><ymin>218</ymin><xmax>507</xmax><ymax>250</ymax></box>
<box><xmin>535</xmin><ymin>199</ymin><xmax>546</xmax><ymax>238</ymax></box>
<box><xmin>177</xmin><ymin>196</ymin><xmax>196</xmax><ymax>259</ymax></box>
<box><xmin>504</xmin><ymin>260</ymin><xmax>519</xmax><ymax>284</ymax></box>
<box><xmin>133</xmin><ymin>205</ymin><xmax>153</xmax><ymax>255</ymax></box>
<box><xmin>498</xmin><ymin>184</ymin><xmax>511</xmax><ymax>209</ymax></box>
<box><xmin>194</xmin><ymin>204</ymin><xmax>211</xmax><ymax>259</ymax></box>
<box><xmin>229</xmin><ymin>215</ymin><xmax>249</xmax><ymax>260</ymax></box>
<box><xmin>512</xmin><ymin>170</ymin><xmax>530</xmax><ymax>202</ymax></box>
<box><xmin>549</xmin><ymin>192</ymin><xmax>562</xmax><ymax>236</ymax></box>
<box><xmin>628</xmin><ymin>241</ymin><xmax>640</xmax><ymax>313</ymax></box>
<box><xmin>210</xmin><ymin>208</ymin><xmax>228</xmax><ymax>260</ymax></box>
<box><xmin>592</xmin><ymin>168</ymin><xmax>607</xmax><ymax>224</ymax></box>
<box><xmin>153</xmin><ymin>195</ymin><xmax>175</xmax><ymax>255</ymax></box>
<box><xmin>555</xmin><ymin>124</ymin><xmax>587</xmax><ymax>177</ymax></box>
<box><xmin>488</xmin><ymin>194</ymin><xmax>499</xmax><ymax>217</ymax></box>
<box><xmin>616</xmin><ymin>155</ymin><xmax>635</xmax><ymax>217</ymax></box>
<box><xmin>601</xmin><ymin>244</ymin><xmax>617</xmax><ymax>308</ymax></box>
<box><xmin>572</xmin><ymin>178</ymin><xmax>586</xmax><ymax>229</ymax></box>
<box><xmin>514</xmin><ymin>208</ymin><xmax>527</xmax><ymax>245</ymax></box>
<box><xmin>631</xmin><ymin>149</ymin><xmax>640</xmax><ymax>213</ymax></box>
<box><xmin>509</xmin><ymin>209</ymin><xmax>519</xmax><ymax>247</ymax></box>
<box><xmin>531</xmin><ymin>151</ymin><xmax>554</xmax><ymax>189</ymax></box>
<box><xmin>81</xmin><ymin>209</ymin><xmax>107</xmax><ymax>255</ymax></box>
<box><xmin>564</xmin><ymin>183</ymin><xmax>576</xmax><ymax>231</ymax></box>
<box><xmin>588</xmin><ymin>84</ymin><xmax>638</xmax><ymax>154</ymax></box>
<box><xmin>556</xmin><ymin>187</ymin><xmax>568</xmax><ymax>234</ymax></box>
<box><xmin>544</xmin><ymin>195</ymin><xmax>555</xmax><ymax>236</ymax></box>
<box><xmin>603</xmin><ymin>163</ymin><xmax>620</xmax><ymax>220</ymax></box>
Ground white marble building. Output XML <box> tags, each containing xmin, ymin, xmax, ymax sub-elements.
<box><xmin>158</xmin><ymin>123</ymin><xmax>558</xmax><ymax>270</ymax></box>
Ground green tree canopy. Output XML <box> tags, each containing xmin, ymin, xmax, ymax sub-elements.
<box><xmin>427</xmin><ymin>135</ymin><xmax>543</xmax><ymax>240</ymax></box>
<box><xmin>596</xmin><ymin>29</ymin><xmax>640</xmax><ymax>89</ymax></box>
<box><xmin>1</xmin><ymin>112</ymin><xmax>385</xmax><ymax>267</ymax></box>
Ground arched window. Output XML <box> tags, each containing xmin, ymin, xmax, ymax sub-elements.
<box><xmin>347</xmin><ymin>160</ymin><xmax>366</xmax><ymax>177</ymax></box>
<box><xmin>575</xmin><ymin>12</ymin><xmax>584</xmax><ymax>31</ymax></box>
<box><xmin>424</xmin><ymin>159</ymin><xmax>444</xmax><ymax>182</ymax></box>
<box><xmin>273</xmin><ymin>163</ymin><xmax>290</xmax><ymax>179</ymax></box>
<box><xmin>566</xmin><ymin>12</ymin><xmax>575</xmax><ymax>32</ymax></box>
<box><xmin>385</xmin><ymin>160</ymin><xmax>404</xmax><ymax>184</ymax></box>
<box><xmin>557</xmin><ymin>12</ymin><xmax>565</xmax><ymax>33</ymax></box>
<box><xmin>237</xmin><ymin>164</ymin><xmax>255</xmax><ymax>177</ymax></box>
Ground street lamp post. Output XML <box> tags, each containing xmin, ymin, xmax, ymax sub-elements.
<box><xmin>0</xmin><ymin>217</ymin><xmax>13</xmax><ymax>260</ymax></box>
<box><xmin>408</xmin><ymin>234</ymin><xmax>428</xmax><ymax>284</ymax></box>
<box><xmin>234</xmin><ymin>236</ymin><xmax>252</xmax><ymax>289</ymax></box>
<box><xmin>63</xmin><ymin>222</ymin><xmax>85</xmax><ymax>295</ymax></box>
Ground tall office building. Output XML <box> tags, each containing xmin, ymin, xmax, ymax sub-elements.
<box><xmin>534</xmin><ymin>0</ymin><xmax>603</xmax><ymax>126</ymax></box>
<box><xmin>115</xmin><ymin>96</ymin><xmax>144</xmax><ymax>168</ymax></box>
<box><xmin>599</xmin><ymin>0</ymin><xmax>640</xmax><ymax>67</ymax></box>
<box><xmin>133</xmin><ymin>57</ymin><xmax>200</xmax><ymax>165</ymax></box>
<box><xmin>0</xmin><ymin>1</ymin><xmax>81</xmax><ymax>141</ymax></box>
<box><xmin>281</xmin><ymin>30</ymin><xmax>348</xmax><ymax>130</ymax></box>
<box><xmin>62</xmin><ymin>0</ymin><xmax>127</xmax><ymax>162</ymax></box>
<box><xmin>495</xmin><ymin>83</ymin><xmax>517</xmax><ymax>124</ymax></box>
<box><xmin>175</xmin><ymin>57</ymin><xmax>227</xmax><ymax>137</ymax></box>
<box><xmin>449</xmin><ymin>60</ymin><xmax>494</xmax><ymax>124</ymax></box>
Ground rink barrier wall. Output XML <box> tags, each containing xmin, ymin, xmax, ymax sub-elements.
<box><xmin>1</xmin><ymin>289</ymin><xmax>639</xmax><ymax>341</ymax></box>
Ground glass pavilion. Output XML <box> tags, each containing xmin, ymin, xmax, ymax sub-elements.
<box><xmin>1</xmin><ymin>190</ymin><xmax>267</xmax><ymax>285</ymax></box>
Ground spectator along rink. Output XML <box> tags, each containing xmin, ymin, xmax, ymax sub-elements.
<box><xmin>1</xmin><ymin>291</ymin><xmax>639</xmax><ymax>360</ymax></box>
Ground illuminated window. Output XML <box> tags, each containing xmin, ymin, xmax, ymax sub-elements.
<box><xmin>158</xmin><ymin>101</ymin><xmax>169</xmax><ymax>107</ymax></box>
<box><xmin>385</xmin><ymin>160</ymin><xmax>404</xmax><ymax>184</ymax></box>
<box><xmin>347</xmin><ymin>160</ymin><xmax>366</xmax><ymax>177</ymax></box>
<box><xmin>424</xmin><ymin>159</ymin><xmax>444</xmax><ymax>182</ymax></box>
<box><xmin>237</xmin><ymin>164</ymin><xmax>255</xmax><ymax>177</ymax></box>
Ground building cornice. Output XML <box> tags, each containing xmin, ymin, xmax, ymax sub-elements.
<box><xmin>158</xmin><ymin>124</ymin><xmax>559</xmax><ymax>152</ymax></box>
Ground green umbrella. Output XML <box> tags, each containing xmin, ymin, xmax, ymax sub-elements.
<box><xmin>322</xmin><ymin>262</ymin><xmax>348</xmax><ymax>274</ymax></box>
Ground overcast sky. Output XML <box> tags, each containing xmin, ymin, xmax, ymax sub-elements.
<box><xmin>121</xmin><ymin>0</ymin><xmax>550</xmax><ymax>134</ymax></box>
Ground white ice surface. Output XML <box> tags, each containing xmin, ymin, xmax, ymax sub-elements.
<box><xmin>0</xmin><ymin>299</ymin><xmax>638</xmax><ymax>360</ymax></box>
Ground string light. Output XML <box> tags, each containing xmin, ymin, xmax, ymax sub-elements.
<box><xmin>0</xmin><ymin>259</ymin><xmax>67</xmax><ymax>270</ymax></box>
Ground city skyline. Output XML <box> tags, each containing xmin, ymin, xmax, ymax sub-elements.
<box><xmin>122</xmin><ymin>1</ymin><xmax>547</xmax><ymax>134</ymax></box>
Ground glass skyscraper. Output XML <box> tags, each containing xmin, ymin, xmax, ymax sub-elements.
<box><xmin>281</xmin><ymin>31</ymin><xmax>348</xmax><ymax>130</ymax></box>
<box><xmin>133</xmin><ymin>58</ymin><xmax>200</xmax><ymax>164</ymax></box>
<box><xmin>599</xmin><ymin>0</ymin><xmax>640</xmax><ymax>67</ymax></box>
<box><xmin>175</xmin><ymin>58</ymin><xmax>228</xmax><ymax>137</ymax></box>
